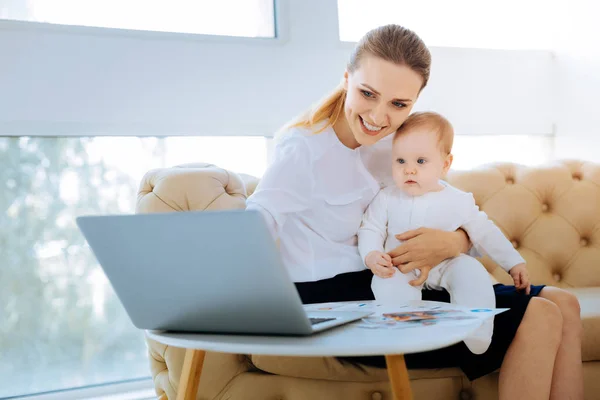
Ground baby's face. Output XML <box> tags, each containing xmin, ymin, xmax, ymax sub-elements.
<box><xmin>391</xmin><ymin>129</ymin><xmax>452</xmax><ymax>196</ymax></box>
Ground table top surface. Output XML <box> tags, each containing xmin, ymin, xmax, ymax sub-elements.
<box><xmin>146</xmin><ymin>304</ymin><xmax>484</xmax><ymax>357</ymax></box>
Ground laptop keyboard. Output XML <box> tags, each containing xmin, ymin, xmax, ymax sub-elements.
<box><xmin>309</xmin><ymin>317</ymin><xmax>336</xmax><ymax>326</ymax></box>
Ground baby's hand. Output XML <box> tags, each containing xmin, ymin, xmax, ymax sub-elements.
<box><xmin>509</xmin><ymin>263</ymin><xmax>531</xmax><ymax>295</ymax></box>
<box><xmin>365</xmin><ymin>251</ymin><xmax>396</xmax><ymax>278</ymax></box>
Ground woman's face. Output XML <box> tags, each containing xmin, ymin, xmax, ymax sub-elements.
<box><xmin>343</xmin><ymin>55</ymin><xmax>423</xmax><ymax>146</ymax></box>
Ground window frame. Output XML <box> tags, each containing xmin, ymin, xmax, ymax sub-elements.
<box><xmin>0</xmin><ymin>0</ymin><xmax>284</xmax><ymax>44</ymax></box>
<box><xmin>5</xmin><ymin>377</ymin><xmax>154</xmax><ymax>400</ymax></box>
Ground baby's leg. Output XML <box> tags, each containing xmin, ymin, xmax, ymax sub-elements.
<box><xmin>433</xmin><ymin>255</ymin><xmax>496</xmax><ymax>355</ymax></box>
<box><xmin>371</xmin><ymin>268</ymin><xmax>422</xmax><ymax>305</ymax></box>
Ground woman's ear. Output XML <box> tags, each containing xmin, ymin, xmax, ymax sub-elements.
<box><xmin>343</xmin><ymin>70</ymin><xmax>349</xmax><ymax>90</ymax></box>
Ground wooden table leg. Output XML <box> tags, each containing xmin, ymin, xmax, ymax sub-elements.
<box><xmin>176</xmin><ymin>349</ymin><xmax>206</xmax><ymax>400</ymax></box>
<box><xmin>385</xmin><ymin>354</ymin><xmax>413</xmax><ymax>400</ymax></box>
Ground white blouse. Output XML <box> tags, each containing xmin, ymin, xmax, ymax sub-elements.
<box><xmin>246</xmin><ymin>123</ymin><xmax>394</xmax><ymax>282</ymax></box>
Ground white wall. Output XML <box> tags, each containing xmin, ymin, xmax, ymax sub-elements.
<box><xmin>0</xmin><ymin>0</ymin><xmax>554</xmax><ymax>138</ymax></box>
<box><xmin>554</xmin><ymin>0</ymin><xmax>600</xmax><ymax>162</ymax></box>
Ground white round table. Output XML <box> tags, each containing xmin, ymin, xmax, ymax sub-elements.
<box><xmin>147</xmin><ymin>316</ymin><xmax>482</xmax><ymax>400</ymax></box>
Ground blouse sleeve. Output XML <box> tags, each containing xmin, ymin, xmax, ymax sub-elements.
<box><xmin>246</xmin><ymin>135</ymin><xmax>314</xmax><ymax>239</ymax></box>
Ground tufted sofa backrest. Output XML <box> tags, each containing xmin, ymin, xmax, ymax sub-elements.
<box><xmin>446</xmin><ymin>160</ymin><xmax>600</xmax><ymax>288</ymax></box>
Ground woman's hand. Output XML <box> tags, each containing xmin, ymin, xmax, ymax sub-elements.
<box><xmin>387</xmin><ymin>227</ymin><xmax>470</xmax><ymax>286</ymax></box>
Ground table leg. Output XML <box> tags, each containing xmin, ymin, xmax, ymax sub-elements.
<box><xmin>385</xmin><ymin>354</ymin><xmax>413</xmax><ymax>400</ymax></box>
<box><xmin>176</xmin><ymin>349</ymin><xmax>206</xmax><ymax>400</ymax></box>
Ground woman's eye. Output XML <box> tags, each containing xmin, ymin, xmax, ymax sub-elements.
<box><xmin>392</xmin><ymin>101</ymin><xmax>406</xmax><ymax>108</ymax></box>
<box><xmin>417</xmin><ymin>158</ymin><xmax>426</xmax><ymax>164</ymax></box>
<box><xmin>397</xmin><ymin>159</ymin><xmax>405</xmax><ymax>164</ymax></box>
<box><xmin>361</xmin><ymin>90</ymin><xmax>374</xmax><ymax>98</ymax></box>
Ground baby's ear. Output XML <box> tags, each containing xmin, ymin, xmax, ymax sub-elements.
<box><xmin>443</xmin><ymin>153</ymin><xmax>453</xmax><ymax>172</ymax></box>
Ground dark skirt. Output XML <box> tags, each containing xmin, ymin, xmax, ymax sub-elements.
<box><xmin>294</xmin><ymin>269</ymin><xmax>545</xmax><ymax>381</ymax></box>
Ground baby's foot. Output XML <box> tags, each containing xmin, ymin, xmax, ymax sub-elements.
<box><xmin>464</xmin><ymin>318</ymin><xmax>493</xmax><ymax>354</ymax></box>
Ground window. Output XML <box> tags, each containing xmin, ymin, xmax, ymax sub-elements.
<box><xmin>0</xmin><ymin>0</ymin><xmax>275</xmax><ymax>38</ymax></box>
<box><xmin>451</xmin><ymin>135</ymin><xmax>553</xmax><ymax>170</ymax></box>
<box><xmin>337</xmin><ymin>0</ymin><xmax>555</xmax><ymax>50</ymax></box>
<box><xmin>1</xmin><ymin>135</ymin><xmax>267</xmax><ymax>398</ymax></box>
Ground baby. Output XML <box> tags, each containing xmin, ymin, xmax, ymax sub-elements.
<box><xmin>358</xmin><ymin>111</ymin><xmax>530</xmax><ymax>355</ymax></box>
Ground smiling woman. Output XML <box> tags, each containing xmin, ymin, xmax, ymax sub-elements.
<box><xmin>339</xmin><ymin>57</ymin><xmax>423</xmax><ymax>145</ymax></box>
<box><xmin>283</xmin><ymin>25</ymin><xmax>430</xmax><ymax>152</ymax></box>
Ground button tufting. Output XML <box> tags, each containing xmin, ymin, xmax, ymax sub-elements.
<box><xmin>553</xmin><ymin>273</ymin><xmax>562</xmax><ymax>282</ymax></box>
<box><xmin>506</xmin><ymin>178</ymin><xmax>515</xmax><ymax>184</ymax></box>
<box><xmin>460</xmin><ymin>390</ymin><xmax>473</xmax><ymax>400</ymax></box>
<box><xmin>580</xmin><ymin>238</ymin><xmax>589</xmax><ymax>247</ymax></box>
<box><xmin>511</xmin><ymin>240</ymin><xmax>519</xmax><ymax>249</ymax></box>
<box><xmin>541</xmin><ymin>204</ymin><xmax>549</xmax><ymax>212</ymax></box>
<box><xmin>371</xmin><ymin>392</ymin><xmax>383</xmax><ymax>400</ymax></box>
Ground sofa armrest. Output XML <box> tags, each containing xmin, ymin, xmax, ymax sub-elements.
<box><xmin>136</xmin><ymin>163</ymin><xmax>259</xmax><ymax>214</ymax></box>
<box><xmin>146</xmin><ymin>336</ymin><xmax>253</xmax><ymax>400</ymax></box>
<box><xmin>137</xmin><ymin>163</ymin><xmax>259</xmax><ymax>399</ymax></box>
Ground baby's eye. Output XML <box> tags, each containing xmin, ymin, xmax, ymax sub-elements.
<box><xmin>417</xmin><ymin>158</ymin><xmax>426</xmax><ymax>164</ymax></box>
<box><xmin>397</xmin><ymin>158</ymin><xmax>405</xmax><ymax>164</ymax></box>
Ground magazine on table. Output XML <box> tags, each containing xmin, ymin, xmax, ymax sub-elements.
<box><xmin>303</xmin><ymin>300</ymin><xmax>508</xmax><ymax>330</ymax></box>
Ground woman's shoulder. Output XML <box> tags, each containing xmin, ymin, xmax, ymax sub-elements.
<box><xmin>273</xmin><ymin>125</ymin><xmax>312</xmax><ymax>152</ymax></box>
<box><xmin>278</xmin><ymin>124</ymin><xmax>314</xmax><ymax>139</ymax></box>
<box><xmin>360</xmin><ymin>135</ymin><xmax>395</xmax><ymax>189</ymax></box>
<box><xmin>275</xmin><ymin>123</ymin><xmax>338</xmax><ymax>160</ymax></box>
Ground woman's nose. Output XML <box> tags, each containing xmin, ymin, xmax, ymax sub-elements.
<box><xmin>369</xmin><ymin>107</ymin><xmax>388</xmax><ymax>127</ymax></box>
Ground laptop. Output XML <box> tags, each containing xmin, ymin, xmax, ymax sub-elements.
<box><xmin>76</xmin><ymin>209</ymin><xmax>372</xmax><ymax>335</ymax></box>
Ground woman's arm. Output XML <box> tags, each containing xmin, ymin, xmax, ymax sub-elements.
<box><xmin>386</xmin><ymin>227</ymin><xmax>470</xmax><ymax>286</ymax></box>
<box><xmin>246</xmin><ymin>135</ymin><xmax>313</xmax><ymax>239</ymax></box>
<box><xmin>454</xmin><ymin>228</ymin><xmax>471</xmax><ymax>254</ymax></box>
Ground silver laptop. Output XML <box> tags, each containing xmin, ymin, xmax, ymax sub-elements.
<box><xmin>76</xmin><ymin>209</ymin><xmax>372</xmax><ymax>335</ymax></box>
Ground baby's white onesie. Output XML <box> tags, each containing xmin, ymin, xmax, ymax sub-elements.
<box><xmin>358</xmin><ymin>182</ymin><xmax>525</xmax><ymax>354</ymax></box>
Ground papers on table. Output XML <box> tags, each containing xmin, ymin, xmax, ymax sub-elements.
<box><xmin>304</xmin><ymin>300</ymin><xmax>508</xmax><ymax>330</ymax></box>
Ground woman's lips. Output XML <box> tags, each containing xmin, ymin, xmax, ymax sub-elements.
<box><xmin>359</xmin><ymin>116</ymin><xmax>383</xmax><ymax>136</ymax></box>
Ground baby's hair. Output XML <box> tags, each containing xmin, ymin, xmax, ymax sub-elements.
<box><xmin>394</xmin><ymin>112</ymin><xmax>454</xmax><ymax>155</ymax></box>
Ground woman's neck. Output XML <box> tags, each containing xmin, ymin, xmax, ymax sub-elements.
<box><xmin>332</xmin><ymin>114</ymin><xmax>361</xmax><ymax>150</ymax></box>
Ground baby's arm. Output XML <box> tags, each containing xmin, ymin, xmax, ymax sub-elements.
<box><xmin>358</xmin><ymin>190</ymin><xmax>389</xmax><ymax>266</ymax></box>
<box><xmin>459</xmin><ymin>193</ymin><xmax>526</xmax><ymax>272</ymax></box>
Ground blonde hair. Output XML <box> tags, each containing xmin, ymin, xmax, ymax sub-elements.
<box><xmin>282</xmin><ymin>24</ymin><xmax>431</xmax><ymax>135</ymax></box>
<box><xmin>394</xmin><ymin>112</ymin><xmax>454</xmax><ymax>155</ymax></box>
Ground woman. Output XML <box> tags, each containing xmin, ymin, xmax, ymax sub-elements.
<box><xmin>246</xmin><ymin>24</ymin><xmax>583</xmax><ymax>400</ymax></box>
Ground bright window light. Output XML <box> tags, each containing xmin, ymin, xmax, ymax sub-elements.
<box><xmin>0</xmin><ymin>0</ymin><xmax>275</xmax><ymax>37</ymax></box>
<box><xmin>451</xmin><ymin>135</ymin><xmax>553</xmax><ymax>170</ymax></box>
<box><xmin>337</xmin><ymin>0</ymin><xmax>556</xmax><ymax>50</ymax></box>
<box><xmin>0</xmin><ymin>135</ymin><xmax>267</xmax><ymax>398</ymax></box>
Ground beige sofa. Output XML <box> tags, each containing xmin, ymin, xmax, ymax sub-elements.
<box><xmin>137</xmin><ymin>160</ymin><xmax>600</xmax><ymax>400</ymax></box>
